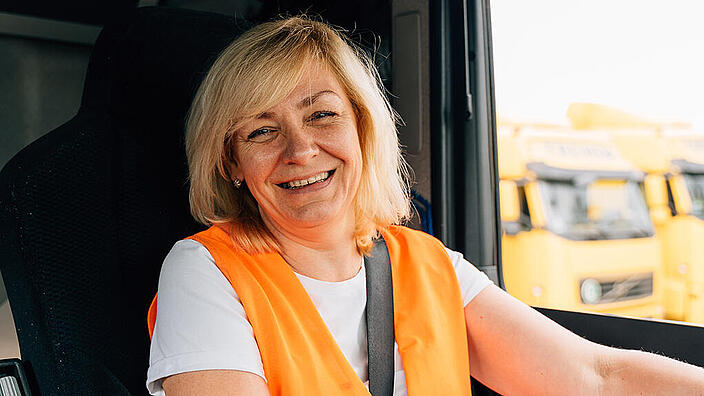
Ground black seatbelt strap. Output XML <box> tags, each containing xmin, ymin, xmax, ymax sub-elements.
<box><xmin>364</xmin><ymin>236</ymin><xmax>395</xmax><ymax>396</ymax></box>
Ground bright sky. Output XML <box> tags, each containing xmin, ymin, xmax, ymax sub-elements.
<box><xmin>491</xmin><ymin>0</ymin><xmax>704</xmax><ymax>129</ymax></box>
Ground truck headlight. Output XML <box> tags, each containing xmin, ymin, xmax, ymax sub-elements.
<box><xmin>580</xmin><ymin>278</ymin><xmax>602</xmax><ymax>304</ymax></box>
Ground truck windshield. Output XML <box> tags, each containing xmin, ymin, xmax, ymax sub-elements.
<box><xmin>538</xmin><ymin>179</ymin><xmax>654</xmax><ymax>240</ymax></box>
<box><xmin>683</xmin><ymin>173</ymin><xmax>704</xmax><ymax>220</ymax></box>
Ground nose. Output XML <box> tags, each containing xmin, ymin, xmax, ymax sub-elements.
<box><xmin>282</xmin><ymin>125</ymin><xmax>319</xmax><ymax>165</ymax></box>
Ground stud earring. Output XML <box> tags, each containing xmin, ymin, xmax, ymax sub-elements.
<box><xmin>232</xmin><ymin>178</ymin><xmax>242</xmax><ymax>189</ymax></box>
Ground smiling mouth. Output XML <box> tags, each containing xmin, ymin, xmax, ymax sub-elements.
<box><xmin>276</xmin><ymin>169</ymin><xmax>335</xmax><ymax>190</ymax></box>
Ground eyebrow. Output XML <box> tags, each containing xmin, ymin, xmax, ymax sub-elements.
<box><xmin>256</xmin><ymin>90</ymin><xmax>340</xmax><ymax>119</ymax></box>
<box><xmin>296</xmin><ymin>90</ymin><xmax>340</xmax><ymax>109</ymax></box>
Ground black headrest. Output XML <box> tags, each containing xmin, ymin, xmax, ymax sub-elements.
<box><xmin>81</xmin><ymin>7</ymin><xmax>251</xmax><ymax>129</ymax></box>
<box><xmin>0</xmin><ymin>7</ymin><xmax>250</xmax><ymax>395</ymax></box>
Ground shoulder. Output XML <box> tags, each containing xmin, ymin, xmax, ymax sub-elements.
<box><xmin>182</xmin><ymin>225</ymin><xmax>235</xmax><ymax>262</ymax></box>
<box><xmin>383</xmin><ymin>225</ymin><xmax>449</xmax><ymax>254</ymax></box>
<box><xmin>158</xmin><ymin>238</ymin><xmax>224</xmax><ymax>288</ymax></box>
<box><xmin>383</xmin><ymin>226</ymin><xmax>493</xmax><ymax>305</ymax></box>
<box><xmin>155</xmin><ymin>238</ymin><xmax>245</xmax><ymax>328</ymax></box>
<box><xmin>386</xmin><ymin>224</ymin><xmax>440</xmax><ymax>240</ymax></box>
<box><xmin>443</xmin><ymin>246</ymin><xmax>493</xmax><ymax>306</ymax></box>
<box><xmin>149</xmin><ymin>239</ymin><xmax>265</xmax><ymax>391</ymax></box>
<box><xmin>156</xmin><ymin>239</ymin><xmax>242</xmax><ymax>320</ymax></box>
<box><xmin>166</xmin><ymin>237</ymin><xmax>214</xmax><ymax>262</ymax></box>
<box><xmin>382</xmin><ymin>226</ymin><xmax>457</xmax><ymax>284</ymax></box>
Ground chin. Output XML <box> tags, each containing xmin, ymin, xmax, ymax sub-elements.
<box><xmin>286</xmin><ymin>205</ymin><xmax>348</xmax><ymax>229</ymax></box>
<box><xmin>289</xmin><ymin>214</ymin><xmax>337</xmax><ymax>228</ymax></box>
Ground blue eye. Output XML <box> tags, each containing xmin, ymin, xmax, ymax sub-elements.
<box><xmin>309</xmin><ymin>111</ymin><xmax>336</xmax><ymax>121</ymax></box>
<box><xmin>248</xmin><ymin>128</ymin><xmax>274</xmax><ymax>140</ymax></box>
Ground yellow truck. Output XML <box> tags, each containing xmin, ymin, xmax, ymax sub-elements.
<box><xmin>612</xmin><ymin>130</ymin><xmax>704</xmax><ymax>323</ymax></box>
<box><xmin>567</xmin><ymin>102</ymin><xmax>704</xmax><ymax>322</ymax></box>
<box><xmin>498</xmin><ymin>125</ymin><xmax>664</xmax><ymax>318</ymax></box>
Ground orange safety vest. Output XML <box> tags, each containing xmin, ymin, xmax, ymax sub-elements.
<box><xmin>147</xmin><ymin>225</ymin><xmax>471</xmax><ymax>395</ymax></box>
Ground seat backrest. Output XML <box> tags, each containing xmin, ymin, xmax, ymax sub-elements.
<box><xmin>0</xmin><ymin>7</ymin><xmax>247</xmax><ymax>395</ymax></box>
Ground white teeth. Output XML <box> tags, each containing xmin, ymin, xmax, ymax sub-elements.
<box><xmin>283</xmin><ymin>171</ymin><xmax>330</xmax><ymax>189</ymax></box>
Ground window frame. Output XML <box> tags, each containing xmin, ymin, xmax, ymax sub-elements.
<box><xmin>430</xmin><ymin>0</ymin><xmax>502</xmax><ymax>286</ymax></box>
<box><xmin>433</xmin><ymin>0</ymin><xmax>704</xmax><ymax>380</ymax></box>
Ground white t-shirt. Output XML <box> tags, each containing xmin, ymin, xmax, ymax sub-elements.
<box><xmin>147</xmin><ymin>239</ymin><xmax>492</xmax><ymax>395</ymax></box>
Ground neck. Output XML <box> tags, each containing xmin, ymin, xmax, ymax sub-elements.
<box><xmin>262</xmin><ymin>212</ymin><xmax>362</xmax><ymax>282</ymax></box>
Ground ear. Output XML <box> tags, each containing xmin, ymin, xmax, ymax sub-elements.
<box><xmin>223</xmin><ymin>135</ymin><xmax>244</xmax><ymax>182</ymax></box>
<box><xmin>226</xmin><ymin>159</ymin><xmax>244</xmax><ymax>182</ymax></box>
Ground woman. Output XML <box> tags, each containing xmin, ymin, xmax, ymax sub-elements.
<box><xmin>146</xmin><ymin>16</ymin><xmax>704</xmax><ymax>395</ymax></box>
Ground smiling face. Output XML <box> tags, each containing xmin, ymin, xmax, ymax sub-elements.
<box><xmin>227</xmin><ymin>61</ymin><xmax>363</xmax><ymax>235</ymax></box>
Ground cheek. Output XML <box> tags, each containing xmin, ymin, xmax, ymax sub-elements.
<box><xmin>243</xmin><ymin>162</ymin><xmax>273</xmax><ymax>182</ymax></box>
<box><xmin>345</xmin><ymin>133</ymin><xmax>364</xmax><ymax>173</ymax></box>
<box><xmin>318</xmin><ymin>124</ymin><xmax>362</xmax><ymax>162</ymax></box>
<box><xmin>323</xmin><ymin>132</ymin><xmax>363</xmax><ymax>192</ymax></box>
<box><xmin>237</xmin><ymin>145</ymin><xmax>282</xmax><ymax>182</ymax></box>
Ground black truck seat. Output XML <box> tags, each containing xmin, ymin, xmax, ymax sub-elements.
<box><xmin>0</xmin><ymin>7</ymin><xmax>248</xmax><ymax>395</ymax></box>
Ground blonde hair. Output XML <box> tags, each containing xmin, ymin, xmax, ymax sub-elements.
<box><xmin>186</xmin><ymin>16</ymin><xmax>410</xmax><ymax>254</ymax></box>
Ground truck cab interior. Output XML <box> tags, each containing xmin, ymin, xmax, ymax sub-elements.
<box><xmin>1</xmin><ymin>1</ymin><xmax>703</xmax><ymax>395</ymax></box>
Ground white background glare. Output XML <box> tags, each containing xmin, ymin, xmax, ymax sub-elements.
<box><xmin>491</xmin><ymin>0</ymin><xmax>704</xmax><ymax>129</ymax></box>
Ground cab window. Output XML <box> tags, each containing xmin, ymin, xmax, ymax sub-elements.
<box><xmin>492</xmin><ymin>0</ymin><xmax>704</xmax><ymax>325</ymax></box>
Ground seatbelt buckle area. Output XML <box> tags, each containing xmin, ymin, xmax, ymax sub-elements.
<box><xmin>0</xmin><ymin>359</ymin><xmax>32</xmax><ymax>396</ymax></box>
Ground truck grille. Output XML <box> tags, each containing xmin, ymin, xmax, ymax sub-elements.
<box><xmin>581</xmin><ymin>274</ymin><xmax>653</xmax><ymax>304</ymax></box>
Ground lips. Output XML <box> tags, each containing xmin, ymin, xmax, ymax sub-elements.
<box><xmin>276</xmin><ymin>169</ymin><xmax>335</xmax><ymax>190</ymax></box>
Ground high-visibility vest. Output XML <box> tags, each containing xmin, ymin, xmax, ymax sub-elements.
<box><xmin>147</xmin><ymin>225</ymin><xmax>471</xmax><ymax>395</ymax></box>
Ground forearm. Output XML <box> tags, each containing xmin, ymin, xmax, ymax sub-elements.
<box><xmin>598</xmin><ymin>346</ymin><xmax>704</xmax><ymax>394</ymax></box>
